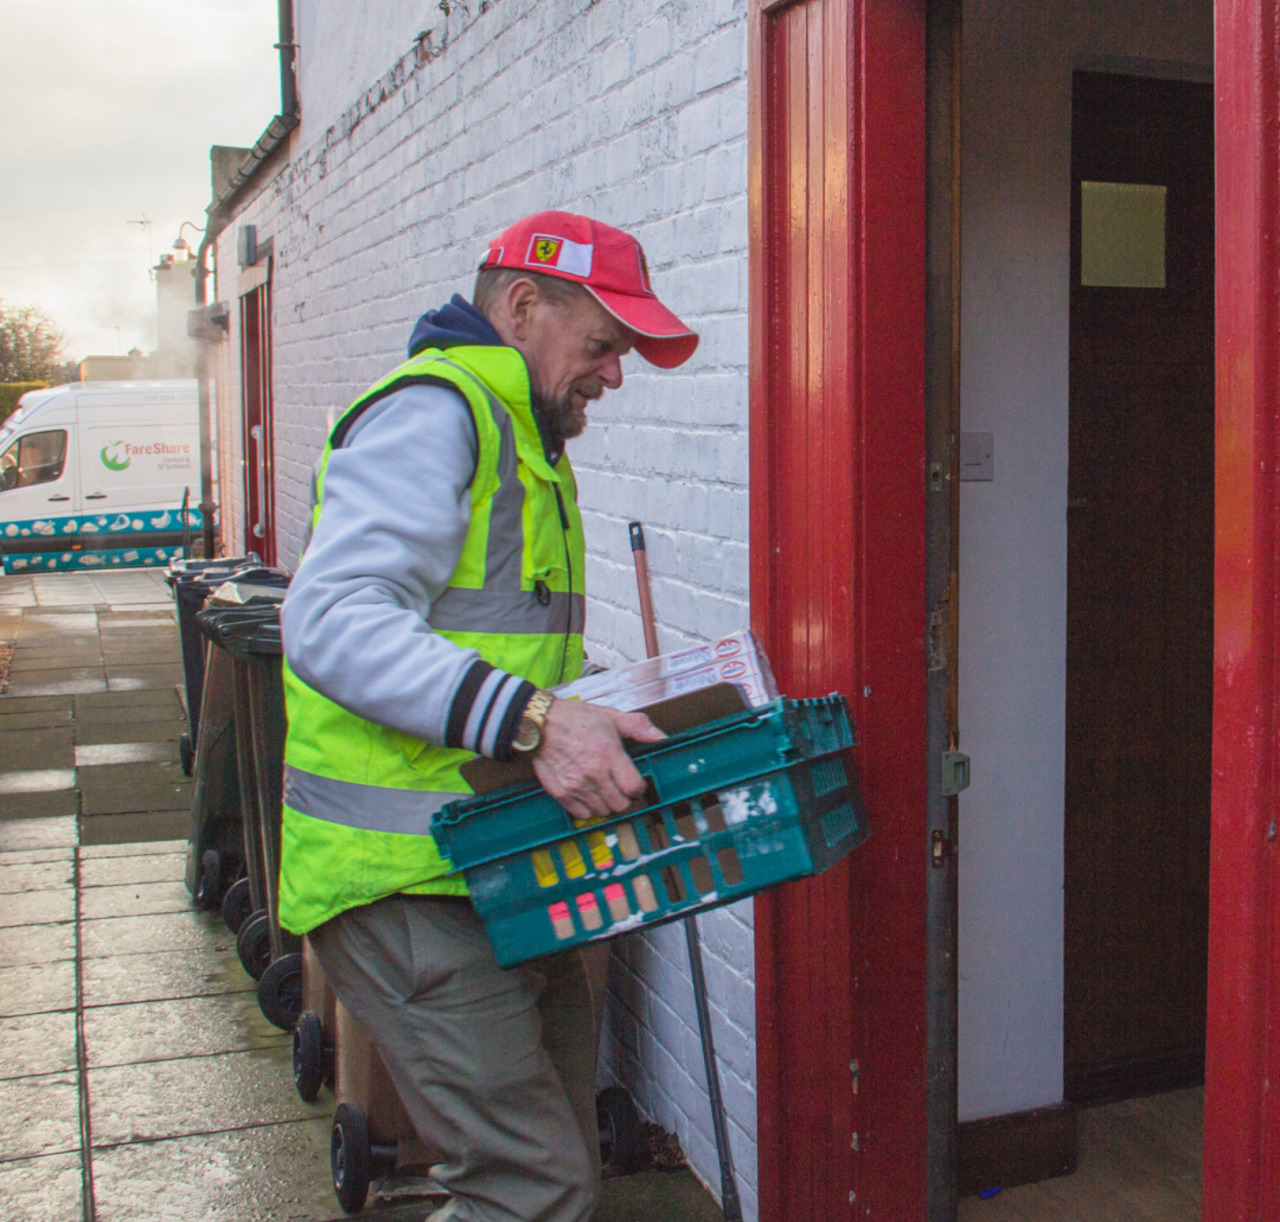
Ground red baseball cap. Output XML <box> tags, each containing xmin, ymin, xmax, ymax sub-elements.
<box><xmin>479</xmin><ymin>211</ymin><xmax>699</xmax><ymax>368</ymax></box>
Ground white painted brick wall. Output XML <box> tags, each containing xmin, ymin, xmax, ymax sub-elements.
<box><xmin>212</xmin><ymin>1</ymin><xmax>753</xmax><ymax>1211</ymax></box>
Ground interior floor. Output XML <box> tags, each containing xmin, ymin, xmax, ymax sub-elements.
<box><xmin>959</xmin><ymin>1088</ymin><xmax>1202</xmax><ymax>1220</ymax></box>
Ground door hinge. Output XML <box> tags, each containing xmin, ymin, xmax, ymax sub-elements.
<box><xmin>941</xmin><ymin>749</ymin><xmax>971</xmax><ymax>796</ymax></box>
<box><xmin>932</xmin><ymin>829</ymin><xmax>956</xmax><ymax>868</ymax></box>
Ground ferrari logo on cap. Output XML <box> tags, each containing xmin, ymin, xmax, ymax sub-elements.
<box><xmin>525</xmin><ymin>234</ymin><xmax>594</xmax><ymax>277</ymax></box>
<box><xmin>532</xmin><ymin>238</ymin><xmax>562</xmax><ymax>264</ymax></box>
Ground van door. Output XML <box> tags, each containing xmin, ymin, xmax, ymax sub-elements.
<box><xmin>75</xmin><ymin>395</ymin><xmax>198</xmax><ymax>567</ymax></box>
<box><xmin>0</xmin><ymin>423</ymin><xmax>80</xmax><ymax>574</ymax></box>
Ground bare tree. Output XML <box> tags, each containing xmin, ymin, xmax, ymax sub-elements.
<box><xmin>0</xmin><ymin>301</ymin><xmax>67</xmax><ymax>383</ymax></box>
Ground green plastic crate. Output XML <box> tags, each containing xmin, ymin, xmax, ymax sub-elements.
<box><xmin>431</xmin><ymin>696</ymin><xmax>869</xmax><ymax>966</ymax></box>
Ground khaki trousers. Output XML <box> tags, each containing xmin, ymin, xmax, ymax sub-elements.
<box><xmin>310</xmin><ymin>894</ymin><xmax>610</xmax><ymax>1222</ymax></box>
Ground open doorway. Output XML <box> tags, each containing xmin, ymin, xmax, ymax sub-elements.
<box><xmin>1063</xmin><ymin>70</ymin><xmax>1215</xmax><ymax>1105</ymax></box>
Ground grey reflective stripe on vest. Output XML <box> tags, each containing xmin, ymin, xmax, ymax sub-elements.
<box><xmin>428</xmin><ymin>587</ymin><xmax>585</xmax><ymax>635</ymax></box>
<box><xmin>431</xmin><ymin>358</ymin><xmax>527</xmax><ymax>590</ymax></box>
<box><xmin>284</xmin><ymin>765</ymin><xmax>464</xmax><ymax>836</ymax></box>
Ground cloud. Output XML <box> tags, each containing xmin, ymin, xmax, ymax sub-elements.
<box><xmin>0</xmin><ymin>0</ymin><xmax>279</xmax><ymax>361</ymax></box>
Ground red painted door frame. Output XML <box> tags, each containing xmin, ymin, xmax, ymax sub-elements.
<box><xmin>1204</xmin><ymin>2</ymin><xmax>1280</xmax><ymax>1218</ymax></box>
<box><xmin>749</xmin><ymin>0</ymin><xmax>928</xmax><ymax>1217</ymax></box>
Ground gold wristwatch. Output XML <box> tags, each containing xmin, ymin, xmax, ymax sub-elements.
<box><xmin>511</xmin><ymin>689</ymin><xmax>555</xmax><ymax>753</ymax></box>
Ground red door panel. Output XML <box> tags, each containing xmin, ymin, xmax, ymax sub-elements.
<box><xmin>1204</xmin><ymin>2</ymin><xmax>1280</xmax><ymax>1218</ymax></box>
<box><xmin>749</xmin><ymin>1</ymin><xmax>927</xmax><ymax>1216</ymax></box>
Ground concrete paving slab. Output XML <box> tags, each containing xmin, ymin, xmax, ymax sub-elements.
<box><xmin>108</xmin><ymin>674</ymin><xmax>183</xmax><ymax>693</ymax></box>
<box><xmin>90</xmin><ymin>1117</ymin><xmax>335</xmax><ymax>1222</ymax></box>
<box><xmin>0</xmin><ymin>815</ymin><xmax>78</xmax><ymax>852</ymax></box>
<box><xmin>76</xmin><ymin>688</ymin><xmax>184</xmax><ymax>713</ymax></box>
<box><xmin>81</xmin><ymin>811</ymin><xmax>190</xmax><ymax>846</ymax></box>
<box><xmin>0</xmin><ymin>727</ymin><xmax>75</xmax><ymax>771</ymax></box>
<box><xmin>74</xmin><ymin>717</ymin><xmax>185</xmax><ymax>745</ymax></box>
<box><xmin>0</xmin><ymin>768</ymin><xmax>77</xmax><ymax>794</ymax></box>
<box><xmin>79</xmin><ymin>761</ymin><xmax>188</xmax><ymax>815</ymax></box>
<box><xmin>0</xmin><ymin>1151</ymin><xmax>84</xmax><ymax>1222</ymax></box>
<box><xmin>0</xmin><ymin>843</ymin><xmax>75</xmax><ymax>865</ymax></box>
<box><xmin>7</xmin><ymin>678</ymin><xmax>109</xmax><ymax>697</ymax></box>
<box><xmin>0</xmin><ymin>1071</ymin><xmax>80</xmax><ymax>1160</ymax></box>
<box><xmin>0</xmin><ymin>960</ymin><xmax>76</xmax><ymax>1017</ymax></box>
<box><xmin>0</xmin><ymin>790</ymin><xmax>81</xmax><ymax>820</ymax></box>
<box><xmin>75</xmin><ymin>742</ymin><xmax>175</xmax><ymax>767</ymax></box>
<box><xmin>0</xmin><ymin>887</ymin><xmax>75</xmax><ymax>927</ymax></box>
<box><xmin>80</xmin><ymin>852</ymin><xmax>185</xmax><ymax>888</ymax></box>
<box><xmin>0</xmin><ymin>1010</ymin><xmax>77</xmax><ymax>1079</ymax></box>
<box><xmin>84</xmin><ymin>992</ymin><xmax>285</xmax><ymax>1068</ymax></box>
<box><xmin>81</xmin><ymin>946</ymin><xmax>253</xmax><ymax>1008</ymax></box>
<box><xmin>88</xmin><ymin>1047</ymin><xmax>325</xmax><ymax>1145</ymax></box>
<box><xmin>80</xmin><ymin>839</ymin><xmax>184</xmax><ymax>859</ymax></box>
<box><xmin>0</xmin><ymin>920</ymin><xmax>75</xmax><ymax>968</ymax></box>
<box><xmin>0</xmin><ymin>858</ymin><xmax>74</xmax><ymax>893</ymax></box>
<box><xmin>79</xmin><ymin>910</ymin><xmax>225</xmax><ymax>959</ymax></box>
<box><xmin>595</xmin><ymin>1170</ymin><xmax>725</xmax><ymax>1221</ymax></box>
<box><xmin>8</xmin><ymin>650</ymin><xmax>103</xmax><ymax>669</ymax></box>
<box><xmin>19</xmin><ymin>612</ymin><xmax>99</xmax><ymax>632</ymax></box>
<box><xmin>80</xmin><ymin>881</ymin><xmax>190</xmax><ymax>921</ymax></box>
<box><xmin>0</xmin><ymin>695</ymin><xmax>75</xmax><ymax>713</ymax></box>
<box><xmin>0</xmin><ymin>710</ymin><xmax>77</xmax><ymax>733</ymax></box>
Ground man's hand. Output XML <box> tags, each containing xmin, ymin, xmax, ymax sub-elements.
<box><xmin>532</xmin><ymin>699</ymin><xmax>665</xmax><ymax>821</ymax></box>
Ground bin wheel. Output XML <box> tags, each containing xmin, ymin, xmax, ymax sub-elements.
<box><xmin>293</xmin><ymin>1010</ymin><xmax>326</xmax><ymax>1102</ymax></box>
<box><xmin>236</xmin><ymin>911</ymin><xmax>272</xmax><ymax>981</ymax></box>
<box><xmin>179</xmin><ymin>733</ymin><xmax>195</xmax><ymax>776</ymax></box>
<box><xmin>331</xmin><ymin>1102</ymin><xmax>372</xmax><ymax>1214</ymax></box>
<box><xmin>221</xmin><ymin>877</ymin><xmax>253</xmax><ymax>935</ymax></box>
<box><xmin>258</xmin><ymin>952</ymin><xmax>303</xmax><ymax>1032</ymax></box>
<box><xmin>193</xmin><ymin>850</ymin><xmax>221</xmax><ymax>911</ymax></box>
<box><xmin>597</xmin><ymin>1086</ymin><xmax>641</xmax><ymax>1177</ymax></box>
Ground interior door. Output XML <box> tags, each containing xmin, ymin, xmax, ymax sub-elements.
<box><xmin>241</xmin><ymin>277</ymin><xmax>276</xmax><ymax>566</ymax></box>
<box><xmin>1064</xmin><ymin>71</ymin><xmax>1215</xmax><ymax>1104</ymax></box>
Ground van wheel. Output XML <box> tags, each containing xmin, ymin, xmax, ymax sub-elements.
<box><xmin>597</xmin><ymin>1086</ymin><xmax>641</xmax><ymax>1176</ymax></box>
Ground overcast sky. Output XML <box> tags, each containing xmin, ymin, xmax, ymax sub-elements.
<box><xmin>1</xmin><ymin>0</ymin><xmax>281</xmax><ymax>362</ymax></box>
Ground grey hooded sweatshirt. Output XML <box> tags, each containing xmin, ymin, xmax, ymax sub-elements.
<box><xmin>280</xmin><ymin>296</ymin><xmax>552</xmax><ymax>763</ymax></box>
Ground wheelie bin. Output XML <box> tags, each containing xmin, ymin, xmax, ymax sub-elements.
<box><xmin>197</xmin><ymin>584</ymin><xmax>303</xmax><ymax>1032</ymax></box>
<box><xmin>165</xmin><ymin>556</ymin><xmax>286</xmax><ymax>774</ymax></box>
<box><xmin>184</xmin><ymin>579</ymin><xmax>286</xmax><ymax>921</ymax></box>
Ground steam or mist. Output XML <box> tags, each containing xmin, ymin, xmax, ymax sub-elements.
<box><xmin>0</xmin><ymin>0</ymin><xmax>280</xmax><ymax>361</ymax></box>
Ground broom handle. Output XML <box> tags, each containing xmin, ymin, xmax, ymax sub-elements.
<box><xmin>628</xmin><ymin>522</ymin><xmax>661</xmax><ymax>660</ymax></box>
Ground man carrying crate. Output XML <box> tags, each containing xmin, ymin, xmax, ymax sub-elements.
<box><xmin>278</xmin><ymin>212</ymin><xmax>699</xmax><ymax>1220</ymax></box>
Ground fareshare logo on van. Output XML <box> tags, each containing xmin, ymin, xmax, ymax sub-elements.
<box><xmin>100</xmin><ymin>442</ymin><xmax>130</xmax><ymax>471</ymax></box>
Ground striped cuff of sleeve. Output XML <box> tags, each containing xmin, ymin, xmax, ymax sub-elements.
<box><xmin>444</xmin><ymin>660</ymin><xmax>536</xmax><ymax>761</ymax></box>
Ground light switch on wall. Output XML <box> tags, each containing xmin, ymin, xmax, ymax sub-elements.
<box><xmin>960</xmin><ymin>432</ymin><xmax>994</xmax><ymax>481</ymax></box>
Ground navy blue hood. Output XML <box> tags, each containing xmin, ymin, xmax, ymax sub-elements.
<box><xmin>407</xmin><ymin>294</ymin><xmax>503</xmax><ymax>357</ymax></box>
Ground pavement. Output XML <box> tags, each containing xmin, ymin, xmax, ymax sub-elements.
<box><xmin>0</xmin><ymin>567</ymin><xmax>723</xmax><ymax>1222</ymax></box>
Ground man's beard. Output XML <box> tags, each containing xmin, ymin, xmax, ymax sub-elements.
<box><xmin>532</xmin><ymin>381</ymin><xmax>602</xmax><ymax>444</ymax></box>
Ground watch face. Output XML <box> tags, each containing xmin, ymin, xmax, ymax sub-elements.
<box><xmin>514</xmin><ymin>715</ymin><xmax>540</xmax><ymax>751</ymax></box>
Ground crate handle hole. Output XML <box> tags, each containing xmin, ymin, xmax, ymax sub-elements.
<box><xmin>604</xmin><ymin>883</ymin><xmax>629</xmax><ymax>922</ymax></box>
<box><xmin>576</xmin><ymin>892</ymin><xmax>604</xmax><ymax>932</ymax></box>
<box><xmin>689</xmin><ymin>855</ymin><xmax>714</xmax><ymax>896</ymax></box>
<box><xmin>701</xmin><ymin>797</ymin><xmax>728</xmax><ymax>834</ymax></box>
<box><xmin>549</xmin><ymin>901</ymin><xmax>574</xmax><ymax>940</ymax></box>
<box><xmin>644</xmin><ymin>812</ymin><xmax>670</xmax><ymax>852</ymax></box>
<box><xmin>673</xmin><ymin>804</ymin><xmax>699</xmax><ymax>843</ymax></box>
<box><xmin>632</xmin><ymin>875</ymin><xmax>659</xmax><ymax>913</ymax></box>
<box><xmin>615</xmin><ymin>822</ymin><xmax>641</xmax><ymax>861</ymax></box>
<box><xmin>558</xmin><ymin>840</ymin><xmax>588</xmax><ymax>879</ymax></box>
<box><xmin>531</xmin><ymin>848</ymin><xmax>558</xmax><ymax>888</ymax></box>
<box><xmin>717</xmin><ymin>846</ymin><xmax>744</xmax><ymax>886</ymax></box>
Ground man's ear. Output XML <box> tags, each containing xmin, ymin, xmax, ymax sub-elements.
<box><xmin>504</xmin><ymin>278</ymin><xmax>541</xmax><ymax>341</ymax></box>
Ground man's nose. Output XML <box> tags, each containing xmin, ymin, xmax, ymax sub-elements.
<box><xmin>599</xmin><ymin>353</ymin><xmax>624</xmax><ymax>390</ymax></box>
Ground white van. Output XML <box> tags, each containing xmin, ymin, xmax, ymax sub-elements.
<box><xmin>0</xmin><ymin>380</ymin><xmax>202</xmax><ymax>575</ymax></box>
